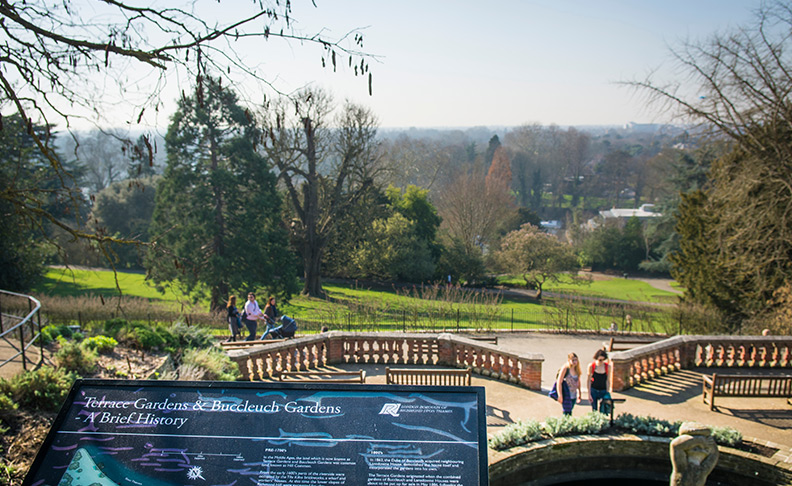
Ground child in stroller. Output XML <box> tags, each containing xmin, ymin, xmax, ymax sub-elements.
<box><xmin>260</xmin><ymin>315</ymin><xmax>297</xmax><ymax>340</ymax></box>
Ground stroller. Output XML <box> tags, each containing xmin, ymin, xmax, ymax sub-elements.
<box><xmin>260</xmin><ymin>315</ymin><xmax>297</xmax><ymax>340</ymax></box>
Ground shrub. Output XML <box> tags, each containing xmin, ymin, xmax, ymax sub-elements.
<box><xmin>488</xmin><ymin>412</ymin><xmax>741</xmax><ymax>451</ymax></box>
<box><xmin>53</xmin><ymin>337</ymin><xmax>97</xmax><ymax>375</ymax></box>
<box><xmin>613</xmin><ymin>413</ymin><xmax>680</xmax><ymax>437</ymax></box>
<box><xmin>167</xmin><ymin>321</ymin><xmax>215</xmax><ymax>350</ymax></box>
<box><xmin>40</xmin><ymin>324</ymin><xmax>74</xmax><ymax>345</ymax></box>
<box><xmin>103</xmin><ymin>318</ymin><xmax>129</xmax><ymax>337</ymax></box>
<box><xmin>541</xmin><ymin>415</ymin><xmax>577</xmax><ymax>438</ymax></box>
<box><xmin>573</xmin><ymin>411</ymin><xmax>610</xmax><ymax>434</ymax></box>
<box><xmin>176</xmin><ymin>348</ymin><xmax>240</xmax><ymax>381</ymax></box>
<box><xmin>0</xmin><ymin>392</ymin><xmax>16</xmax><ymax>413</ymax></box>
<box><xmin>711</xmin><ymin>426</ymin><xmax>743</xmax><ymax>447</ymax></box>
<box><xmin>0</xmin><ymin>367</ymin><xmax>77</xmax><ymax>412</ymax></box>
<box><xmin>488</xmin><ymin>419</ymin><xmax>543</xmax><ymax>450</ymax></box>
<box><xmin>83</xmin><ymin>335</ymin><xmax>118</xmax><ymax>354</ymax></box>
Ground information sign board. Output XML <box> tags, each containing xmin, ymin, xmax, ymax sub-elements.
<box><xmin>24</xmin><ymin>379</ymin><xmax>488</xmax><ymax>486</ymax></box>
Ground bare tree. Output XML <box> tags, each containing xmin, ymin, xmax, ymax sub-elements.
<box><xmin>434</xmin><ymin>168</ymin><xmax>515</xmax><ymax>257</ymax></box>
<box><xmin>70</xmin><ymin>131</ymin><xmax>128</xmax><ymax>194</ymax></box>
<box><xmin>260</xmin><ymin>89</ymin><xmax>386</xmax><ymax>297</ymax></box>
<box><xmin>0</xmin><ymin>0</ymin><xmax>371</xmax><ymax>250</ymax></box>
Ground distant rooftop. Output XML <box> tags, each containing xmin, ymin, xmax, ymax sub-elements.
<box><xmin>599</xmin><ymin>204</ymin><xmax>661</xmax><ymax>220</ymax></box>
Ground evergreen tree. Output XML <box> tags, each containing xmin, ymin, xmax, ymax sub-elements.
<box><xmin>0</xmin><ymin>113</ymin><xmax>70</xmax><ymax>291</ymax></box>
<box><xmin>147</xmin><ymin>77</ymin><xmax>298</xmax><ymax>310</ymax></box>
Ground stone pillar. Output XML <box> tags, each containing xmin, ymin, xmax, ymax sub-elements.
<box><xmin>518</xmin><ymin>359</ymin><xmax>542</xmax><ymax>390</ymax></box>
<box><xmin>326</xmin><ymin>334</ymin><xmax>345</xmax><ymax>364</ymax></box>
<box><xmin>610</xmin><ymin>357</ymin><xmax>632</xmax><ymax>391</ymax></box>
<box><xmin>670</xmin><ymin>422</ymin><xmax>719</xmax><ymax>486</ymax></box>
<box><xmin>436</xmin><ymin>334</ymin><xmax>455</xmax><ymax>366</ymax></box>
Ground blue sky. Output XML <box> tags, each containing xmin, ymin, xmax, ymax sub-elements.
<box><xmin>44</xmin><ymin>1</ymin><xmax>765</xmax><ymax>132</ymax></box>
<box><xmin>252</xmin><ymin>0</ymin><xmax>764</xmax><ymax>128</ymax></box>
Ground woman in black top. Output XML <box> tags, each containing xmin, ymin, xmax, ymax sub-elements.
<box><xmin>587</xmin><ymin>349</ymin><xmax>610</xmax><ymax>412</ymax></box>
<box><xmin>263</xmin><ymin>296</ymin><xmax>279</xmax><ymax>326</ymax></box>
<box><xmin>226</xmin><ymin>296</ymin><xmax>242</xmax><ymax>342</ymax></box>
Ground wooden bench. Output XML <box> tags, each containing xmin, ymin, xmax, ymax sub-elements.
<box><xmin>604</xmin><ymin>337</ymin><xmax>660</xmax><ymax>352</ymax></box>
<box><xmin>278</xmin><ymin>370</ymin><xmax>366</xmax><ymax>384</ymax></box>
<box><xmin>385</xmin><ymin>367</ymin><xmax>472</xmax><ymax>386</ymax></box>
<box><xmin>469</xmin><ymin>335</ymin><xmax>498</xmax><ymax>345</ymax></box>
<box><xmin>702</xmin><ymin>373</ymin><xmax>792</xmax><ymax>410</ymax></box>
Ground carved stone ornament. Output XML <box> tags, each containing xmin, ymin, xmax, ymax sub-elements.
<box><xmin>670</xmin><ymin>422</ymin><xmax>719</xmax><ymax>486</ymax></box>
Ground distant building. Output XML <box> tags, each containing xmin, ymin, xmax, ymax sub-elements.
<box><xmin>585</xmin><ymin>204</ymin><xmax>661</xmax><ymax>230</ymax></box>
<box><xmin>540</xmin><ymin>220</ymin><xmax>562</xmax><ymax>235</ymax></box>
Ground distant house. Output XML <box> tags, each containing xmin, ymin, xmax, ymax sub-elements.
<box><xmin>540</xmin><ymin>220</ymin><xmax>562</xmax><ymax>235</ymax></box>
<box><xmin>585</xmin><ymin>204</ymin><xmax>661</xmax><ymax>230</ymax></box>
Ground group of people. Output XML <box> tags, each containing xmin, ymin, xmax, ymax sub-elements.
<box><xmin>225</xmin><ymin>293</ymin><xmax>294</xmax><ymax>342</ymax></box>
<box><xmin>553</xmin><ymin>349</ymin><xmax>612</xmax><ymax>416</ymax></box>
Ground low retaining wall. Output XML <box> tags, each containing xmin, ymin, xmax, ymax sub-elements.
<box><xmin>226</xmin><ymin>331</ymin><xmax>544</xmax><ymax>389</ymax></box>
<box><xmin>610</xmin><ymin>335</ymin><xmax>792</xmax><ymax>391</ymax></box>
<box><xmin>488</xmin><ymin>434</ymin><xmax>792</xmax><ymax>486</ymax></box>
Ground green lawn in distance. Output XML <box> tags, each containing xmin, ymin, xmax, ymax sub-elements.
<box><xmin>498</xmin><ymin>273</ymin><xmax>680</xmax><ymax>303</ymax></box>
<box><xmin>37</xmin><ymin>267</ymin><xmax>188</xmax><ymax>303</ymax></box>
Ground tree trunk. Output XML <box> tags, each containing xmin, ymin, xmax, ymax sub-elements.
<box><xmin>209</xmin><ymin>131</ymin><xmax>227</xmax><ymax>312</ymax></box>
<box><xmin>302</xmin><ymin>245</ymin><xmax>324</xmax><ymax>297</ymax></box>
<box><xmin>210</xmin><ymin>282</ymin><xmax>230</xmax><ymax>313</ymax></box>
<box><xmin>300</xmin><ymin>116</ymin><xmax>325</xmax><ymax>298</ymax></box>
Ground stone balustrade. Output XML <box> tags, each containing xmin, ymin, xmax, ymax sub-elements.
<box><xmin>610</xmin><ymin>335</ymin><xmax>792</xmax><ymax>391</ymax></box>
<box><xmin>226</xmin><ymin>331</ymin><xmax>544</xmax><ymax>389</ymax></box>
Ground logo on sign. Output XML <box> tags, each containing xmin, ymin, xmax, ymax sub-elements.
<box><xmin>379</xmin><ymin>403</ymin><xmax>401</xmax><ymax>417</ymax></box>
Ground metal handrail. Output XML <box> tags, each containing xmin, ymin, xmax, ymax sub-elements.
<box><xmin>0</xmin><ymin>289</ymin><xmax>44</xmax><ymax>371</ymax></box>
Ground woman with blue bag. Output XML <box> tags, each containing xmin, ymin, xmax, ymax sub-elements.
<box><xmin>550</xmin><ymin>352</ymin><xmax>582</xmax><ymax>415</ymax></box>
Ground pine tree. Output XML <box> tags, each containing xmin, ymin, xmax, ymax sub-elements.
<box><xmin>147</xmin><ymin>77</ymin><xmax>298</xmax><ymax>310</ymax></box>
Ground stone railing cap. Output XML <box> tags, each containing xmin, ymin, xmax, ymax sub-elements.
<box><xmin>610</xmin><ymin>335</ymin><xmax>792</xmax><ymax>360</ymax></box>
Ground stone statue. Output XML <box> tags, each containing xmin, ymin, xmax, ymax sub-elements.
<box><xmin>670</xmin><ymin>422</ymin><xmax>719</xmax><ymax>486</ymax></box>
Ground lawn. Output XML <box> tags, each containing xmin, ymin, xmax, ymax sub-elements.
<box><xmin>39</xmin><ymin>267</ymin><xmax>194</xmax><ymax>304</ymax></box>
<box><xmin>498</xmin><ymin>273</ymin><xmax>680</xmax><ymax>303</ymax></box>
<box><xmin>32</xmin><ymin>267</ymin><xmax>678</xmax><ymax>334</ymax></box>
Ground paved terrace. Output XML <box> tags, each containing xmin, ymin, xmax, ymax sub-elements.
<box><xmin>227</xmin><ymin>331</ymin><xmax>792</xmax><ymax>453</ymax></box>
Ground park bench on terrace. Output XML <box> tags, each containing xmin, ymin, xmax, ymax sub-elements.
<box><xmin>604</xmin><ymin>337</ymin><xmax>661</xmax><ymax>352</ymax></box>
<box><xmin>468</xmin><ymin>335</ymin><xmax>498</xmax><ymax>345</ymax></box>
<box><xmin>386</xmin><ymin>367</ymin><xmax>472</xmax><ymax>386</ymax></box>
<box><xmin>702</xmin><ymin>373</ymin><xmax>792</xmax><ymax>410</ymax></box>
<box><xmin>278</xmin><ymin>370</ymin><xmax>366</xmax><ymax>384</ymax></box>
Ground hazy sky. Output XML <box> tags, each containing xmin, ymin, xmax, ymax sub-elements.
<box><xmin>38</xmin><ymin>1</ymin><xmax>767</xmax><ymax>132</ymax></box>
<box><xmin>254</xmin><ymin>0</ymin><xmax>764</xmax><ymax>128</ymax></box>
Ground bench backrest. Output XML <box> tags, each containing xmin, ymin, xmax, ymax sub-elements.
<box><xmin>709</xmin><ymin>374</ymin><xmax>792</xmax><ymax>397</ymax></box>
<box><xmin>606</xmin><ymin>337</ymin><xmax>661</xmax><ymax>352</ymax></box>
<box><xmin>279</xmin><ymin>370</ymin><xmax>366</xmax><ymax>383</ymax></box>
<box><xmin>385</xmin><ymin>367</ymin><xmax>471</xmax><ymax>386</ymax></box>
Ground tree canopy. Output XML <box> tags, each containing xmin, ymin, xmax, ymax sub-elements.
<box><xmin>147</xmin><ymin>77</ymin><xmax>298</xmax><ymax>310</ymax></box>
<box><xmin>260</xmin><ymin>89</ymin><xmax>385</xmax><ymax>297</ymax></box>
<box><xmin>632</xmin><ymin>0</ymin><xmax>792</xmax><ymax>327</ymax></box>
<box><xmin>0</xmin><ymin>0</ymin><xmax>371</xmax><ymax>282</ymax></box>
<box><xmin>495</xmin><ymin>224</ymin><xmax>580</xmax><ymax>299</ymax></box>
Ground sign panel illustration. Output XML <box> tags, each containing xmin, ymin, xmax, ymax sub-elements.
<box><xmin>24</xmin><ymin>379</ymin><xmax>488</xmax><ymax>486</ymax></box>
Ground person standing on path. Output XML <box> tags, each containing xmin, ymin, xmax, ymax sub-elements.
<box><xmin>556</xmin><ymin>352</ymin><xmax>582</xmax><ymax>415</ymax></box>
<box><xmin>242</xmin><ymin>293</ymin><xmax>264</xmax><ymax>341</ymax></box>
<box><xmin>587</xmin><ymin>349</ymin><xmax>610</xmax><ymax>412</ymax></box>
<box><xmin>225</xmin><ymin>295</ymin><xmax>242</xmax><ymax>342</ymax></box>
<box><xmin>263</xmin><ymin>296</ymin><xmax>279</xmax><ymax>326</ymax></box>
